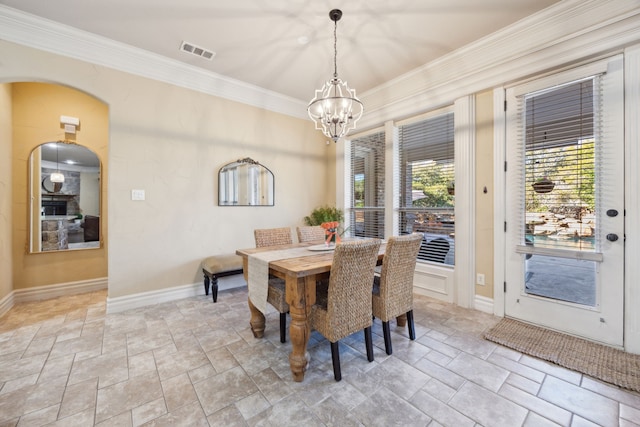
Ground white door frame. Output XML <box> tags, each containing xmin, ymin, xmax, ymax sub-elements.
<box><xmin>494</xmin><ymin>56</ymin><xmax>628</xmax><ymax>352</ymax></box>
<box><xmin>623</xmin><ymin>45</ymin><xmax>640</xmax><ymax>354</ymax></box>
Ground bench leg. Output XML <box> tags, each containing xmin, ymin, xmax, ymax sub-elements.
<box><xmin>203</xmin><ymin>272</ymin><xmax>210</xmax><ymax>296</ymax></box>
<box><xmin>211</xmin><ymin>275</ymin><xmax>219</xmax><ymax>303</ymax></box>
<box><xmin>203</xmin><ymin>266</ymin><xmax>242</xmax><ymax>303</ymax></box>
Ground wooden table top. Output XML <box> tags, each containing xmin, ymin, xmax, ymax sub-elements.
<box><xmin>236</xmin><ymin>240</ymin><xmax>386</xmax><ymax>278</ymax></box>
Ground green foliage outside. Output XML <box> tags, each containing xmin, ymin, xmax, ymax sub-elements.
<box><xmin>526</xmin><ymin>141</ymin><xmax>595</xmax><ymax>215</ymax></box>
<box><xmin>354</xmin><ymin>174</ymin><xmax>365</xmax><ymax>208</ymax></box>
<box><xmin>411</xmin><ymin>162</ymin><xmax>455</xmax><ymax>208</ymax></box>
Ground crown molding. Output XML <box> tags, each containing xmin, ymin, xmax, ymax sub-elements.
<box><xmin>0</xmin><ymin>4</ymin><xmax>308</xmax><ymax>120</ymax></box>
<box><xmin>2</xmin><ymin>1</ymin><xmax>639</xmax><ymax>127</ymax></box>
<box><xmin>358</xmin><ymin>0</ymin><xmax>640</xmax><ymax>129</ymax></box>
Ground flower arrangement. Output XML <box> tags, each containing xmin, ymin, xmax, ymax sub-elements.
<box><xmin>321</xmin><ymin>221</ymin><xmax>341</xmax><ymax>245</ymax></box>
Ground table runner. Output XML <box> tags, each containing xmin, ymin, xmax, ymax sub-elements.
<box><xmin>248</xmin><ymin>246</ymin><xmax>328</xmax><ymax>314</ymax></box>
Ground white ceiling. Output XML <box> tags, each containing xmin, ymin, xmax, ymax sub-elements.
<box><xmin>0</xmin><ymin>0</ymin><xmax>562</xmax><ymax>103</ymax></box>
<box><xmin>40</xmin><ymin>142</ymin><xmax>101</xmax><ymax>169</ymax></box>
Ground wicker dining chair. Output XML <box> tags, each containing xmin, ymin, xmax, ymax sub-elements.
<box><xmin>372</xmin><ymin>232</ymin><xmax>423</xmax><ymax>355</ymax></box>
<box><xmin>254</xmin><ymin>227</ymin><xmax>293</xmax><ymax>343</ymax></box>
<box><xmin>254</xmin><ymin>227</ymin><xmax>293</xmax><ymax>247</ymax></box>
<box><xmin>296</xmin><ymin>225</ymin><xmax>331</xmax><ymax>301</ymax></box>
<box><xmin>310</xmin><ymin>239</ymin><xmax>382</xmax><ymax>381</ymax></box>
<box><xmin>296</xmin><ymin>225</ymin><xmax>326</xmax><ymax>243</ymax></box>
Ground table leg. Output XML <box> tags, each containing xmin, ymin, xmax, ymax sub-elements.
<box><xmin>247</xmin><ymin>297</ymin><xmax>265</xmax><ymax>338</ymax></box>
<box><xmin>287</xmin><ymin>274</ymin><xmax>316</xmax><ymax>382</ymax></box>
<box><xmin>243</xmin><ymin>259</ymin><xmax>266</xmax><ymax>338</ymax></box>
<box><xmin>396</xmin><ymin>313</ymin><xmax>407</xmax><ymax>327</ymax></box>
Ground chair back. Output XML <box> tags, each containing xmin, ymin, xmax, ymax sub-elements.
<box><xmin>377</xmin><ymin>233</ymin><xmax>423</xmax><ymax>316</ymax></box>
<box><xmin>326</xmin><ymin>239</ymin><xmax>381</xmax><ymax>340</ymax></box>
<box><xmin>421</xmin><ymin>237</ymin><xmax>450</xmax><ymax>263</ymax></box>
<box><xmin>254</xmin><ymin>227</ymin><xmax>293</xmax><ymax>248</ymax></box>
<box><xmin>83</xmin><ymin>215</ymin><xmax>100</xmax><ymax>242</ymax></box>
<box><xmin>296</xmin><ymin>226</ymin><xmax>326</xmax><ymax>243</ymax></box>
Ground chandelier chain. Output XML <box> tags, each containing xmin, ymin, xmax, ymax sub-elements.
<box><xmin>333</xmin><ymin>19</ymin><xmax>338</xmax><ymax>78</ymax></box>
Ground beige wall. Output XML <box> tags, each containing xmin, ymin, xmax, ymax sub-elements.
<box><xmin>1</xmin><ymin>40</ymin><xmax>330</xmax><ymax>300</ymax></box>
<box><xmin>11</xmin><ymin>82</ymin><xmax>109</xmax><ymax>289</ymax></box>
<box><xmin>104</xmin><ymin>80</ymin><xmax>329</xmax><ymax>298</ymax></box>
<box><xmin>475</xmin><ymin>90</ymin><xmax>494</xmax><ymax>299</ymax></box>
<box><xmin>0</xmin><ymin>84</ymin><xmax>12</xmax><ymax>301</ymax></box>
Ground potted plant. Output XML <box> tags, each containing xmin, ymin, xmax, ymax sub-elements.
<box><xmin>304</xmin><ymin>205</ymin><xmax>344</xmax><ymax>226</ymax></box>
<box><xmin>447</xmin><ymin>180</ymin><xmax>455</xmax><ymax>196</ymax></box>
<box><xmin>532</xmin><ymin>177</ymin><xmax>555</xmax><ymax>194</ymax></box>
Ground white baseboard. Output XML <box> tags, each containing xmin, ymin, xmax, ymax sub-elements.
<box><xmin>0</xmin><ymin>291</ymin><xmax>15</xmax><ymax>319</ymax></box>
<box><xmin>474</xmin><ymin>294</ymin><xmax>495</xmax><ymax>315</ymax></box>
<box><xmin>217</xmin><ymin>274</ymin><xmax>247</xmax><ymax>292</ymax></box>
<box><xmin>13</xmin><ymin>277</ymin><xmax>108</xmax><ymax>303</ymax></box>
<box><xmin>107</xmin><ymin>274</ymin><xmax>247</xmax><ymax>314</ymax></box>
<box><xmin>0</xmin><ymin>275</ymin><xmax>247</xmax><ymax>318</ymax></box>
<box><xmin>0</xmin><ymin>277</ymin><xmax>108</xmax><ymax>318</ymax></box>
<box><xmin>413</xmin><ymin>286</ymin><xmax>496</xmax><ymax>316</ymax></box>
<box><xmin>107</xmin><ymin>283</ymin><xmax>201</xmax><ymax>314</ymax></box>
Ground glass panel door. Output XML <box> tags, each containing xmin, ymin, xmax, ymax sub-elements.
<box><xmin>505</xmin><ymin>56</ymin><xmax>624</xmax><ymax>346</ymax></box>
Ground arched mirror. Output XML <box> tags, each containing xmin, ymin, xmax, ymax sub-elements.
<box><xmin>218</xmin><ymin>158</ymin><xmax>274</xmax><ymax>206</ymax></box>
<box><xmin>29</xmin><ymin>141</ymin><xmax>101</xmax><ymax>252</ymax></box>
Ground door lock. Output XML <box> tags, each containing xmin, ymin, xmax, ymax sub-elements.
<box><xmin>606</xmin><ymin>209</ymin><xmax>619</xmax><ymax>217</ymax></box>
<box><xmin>606</xmin><ymin>233</ymin><xmax>619</xmax><ymax>242</ymax></box>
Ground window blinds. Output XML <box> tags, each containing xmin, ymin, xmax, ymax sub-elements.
<box><xmin>398</xmin><ymin>112</ymin><xmax>455</xmax><ymax>265</ymax></box>
<box><xmin>349</xmin><ymin>132</ymin><xmax>386</xmax><ymax>239</ymax></box>
<box><xmin>516</xmin><ymin>76</ymin><xmax>603</xmax><ymax>260</ymax></box>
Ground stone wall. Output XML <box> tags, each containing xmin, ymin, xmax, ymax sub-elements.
<box><xmin>41</xmin><ymin>168</ymin><xmax>80</xmax><ymax>214</ymax></box>
<box><xmin>41</xmin><ymin>219</ymin><xmax>68</xmax><ymax>251</ymax></box>
<box><xmin>526</xmin><ymin>211</ymin><xmax>595</xmax><ymax>238</ymax></box>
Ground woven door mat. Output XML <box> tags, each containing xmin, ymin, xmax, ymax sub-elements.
<box><xmin>484</xmin><ymin>318</ymin><xmax>640</xmax><ymax>392</ymax></box>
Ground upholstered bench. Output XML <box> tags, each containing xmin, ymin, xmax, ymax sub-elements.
<box><xmin>201</xmin><ymin>254</ymin><xmax>244</xmax><ymax>302</ymax></box>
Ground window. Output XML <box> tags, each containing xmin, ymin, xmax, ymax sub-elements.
<box><xmin>514</xmin><ymin>75</ymin><xmax>604</xmax><ymax>305</ymax></box>
<box><xmin>520</xmin><ymin>78</ymin><xmax>599</xmax><ymax>253</ymax></box>
<box><xmin>348</xmin><ymin>131</ymin><xmax>385</xmax><ymax>239</ymax></box>
<box><xmin>398</xmin><ymin>112</ymin><xmax>455</xmax><ymax>265</ymax></box>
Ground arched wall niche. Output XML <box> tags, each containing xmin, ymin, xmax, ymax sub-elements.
<box><xmin>11</xmin><ymin>81</ymin><xmax>109</xmax><ymax>291</ymax></box>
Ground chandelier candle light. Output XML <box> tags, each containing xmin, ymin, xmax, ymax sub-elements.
<box><xmin>308</xmin><ymin>9</ymin><xmax>363</xmax><ymax>142</ymax></box>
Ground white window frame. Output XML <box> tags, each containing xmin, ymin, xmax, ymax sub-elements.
<box><xmin>338</xmin><ymin>95</ymin><xmax>476</xmax><ymax>308</ymax></box>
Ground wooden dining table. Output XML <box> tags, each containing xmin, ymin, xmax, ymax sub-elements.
<box><xmin>236</xmin><ymin>240</ymin><xmax>386</xmax><ymax>382</ymax></box>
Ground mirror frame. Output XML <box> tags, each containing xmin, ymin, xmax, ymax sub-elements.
<box><xmin>29</xmin><ymin>141</ymin><xmax>102</xmax><ymax>253</ymax></box>
<box><xmin>42</xmin><ymin>175</ymin><xmax>63</xmax><ymax>193</ymax></box>
<box><xmin>218</xmin><ymin>157</ymin><xmax>274</xmax><ymax>206</ymax></box>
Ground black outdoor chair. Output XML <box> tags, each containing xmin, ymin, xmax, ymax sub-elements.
<box><xmin>420</xmin><ymin>237</ymin><xmax>450</xmax><ymax>263</ymax></box>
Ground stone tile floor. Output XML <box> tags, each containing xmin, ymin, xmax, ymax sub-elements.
<box><xmin>1</xmin><ymin>287</ymin><xmax>640</xmax><ymax>426</ymax></box>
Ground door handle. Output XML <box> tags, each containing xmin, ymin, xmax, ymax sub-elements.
<box><xmin>606</xmin><ymin>233</ymin><xmax>619</xmax><ymax>242</ymax></box>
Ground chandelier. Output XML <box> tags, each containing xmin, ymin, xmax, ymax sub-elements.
<box><xmin>308</xmin><ymin>9</ymin><xmax>363</xmax><ymax>142</ymax></box>
<box><xmin>50</xmin><ymin>141</ymin><xmax>65</xmax><ymax>183</ymax></box>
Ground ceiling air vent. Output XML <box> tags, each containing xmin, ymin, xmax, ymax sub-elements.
<box><xmin>180</xmin><ymin>41</ymin><xmax>215</xmax><ymax>60</ymax></box>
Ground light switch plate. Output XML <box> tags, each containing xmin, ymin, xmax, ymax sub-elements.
<box><xmin>131</xmin><ymin>189</ymin><xmax>145</xmax><ymax>201</ymax></box>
